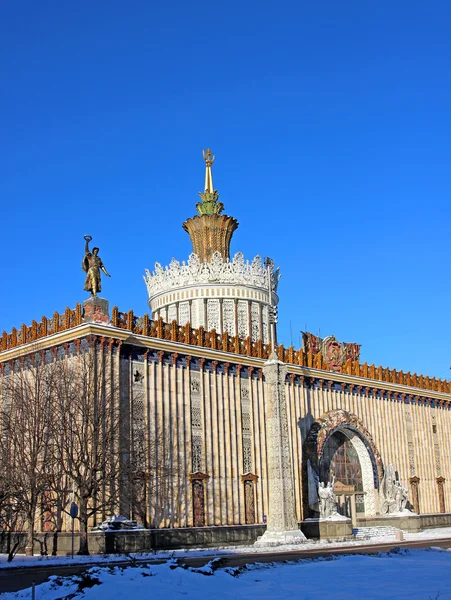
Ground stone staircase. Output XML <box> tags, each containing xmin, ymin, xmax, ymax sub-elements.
<box><xmin>352</xmin><ymin>525</ymin><xmax>400</xmax><ymax>540</ymax></box>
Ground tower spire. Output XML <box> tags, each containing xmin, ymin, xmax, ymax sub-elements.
<box><xmin>196</xmin><ymin>148</ymin><xmax>224</xmax><ymax>216</ymax></box>
<box><xmin>183</xmin><ymin>149</ymin><xmax>239</xmax><ymax>262</ymax></box>
<box><xmin>203</xmin><ymin>148</ymin><xmax>214</xmax><ymax>193</ymax></box>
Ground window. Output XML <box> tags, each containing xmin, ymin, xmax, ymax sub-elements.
<box><xmin>322</xmin><ymin>431</ymin><xmax>363</xmax><ymax>492</ymax></box>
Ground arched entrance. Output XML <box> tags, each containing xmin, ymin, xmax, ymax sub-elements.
<box><xmin>304</xmin><ymin>410</ymin><xmax>383</xmax><ymax>519</ymax></box>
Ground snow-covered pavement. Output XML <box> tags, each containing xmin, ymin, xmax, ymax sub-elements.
<box><xmin>1</xmin><ymin>548</ymin><xmax>451</xmax><ymax>600</ymax></box>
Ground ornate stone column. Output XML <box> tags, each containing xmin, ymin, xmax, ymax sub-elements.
<box><xmin>255</xmin><ymin>352</ymin><xmax>305</xmax><ymax>545</ymax></box>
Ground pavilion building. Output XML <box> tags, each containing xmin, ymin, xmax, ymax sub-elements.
<box><xmin>1</xmin><ymin>150</ymin><xmax>451</xmax><ymax>549</ymax></box>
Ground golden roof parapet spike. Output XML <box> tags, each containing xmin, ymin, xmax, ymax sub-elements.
<box><xmin>76</xmin><ymin>302</ymin><xmax>82</xmax><ymax>325</ymax></box>
<box><xmin>111</xmin><ymin>306</ymin><xmax>118</xmax><ymax>327</ymax></box>
<box><xmin>142</xmin><ymin>314</ymin><xmax>149</xmax><ymax>336</ymax></box>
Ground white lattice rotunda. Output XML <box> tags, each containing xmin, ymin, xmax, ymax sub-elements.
<box><xmin>144</xmin><ymin>150</ymin><xmax>280</xmax><ymax>342</ymax></box>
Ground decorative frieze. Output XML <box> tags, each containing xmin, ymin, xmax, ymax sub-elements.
<box><xmin>237</xmin><ymin>301</ymin><xmax>248</xmax><ymax>339</ymax></box>
<box><xmin>131</xmin><ymin>359</ymin><xmax>146</xmax><ymax>473</ymax></box>
<box><xmin>432</xmin><ymin>412</ymin><xmax>442</xmax><ymax>477</ymax></box>
<box><xmin>240</xmin><ymin>381</ymin><xmax>253</xmax><ymax>475</ymax></box>
<box><xmin>190</xmin><ymin>372</ymin><xmax>204</xmax><ymax>473</ymax></box>
<box><xmin>207</xmin><ymin>299</ymin><xmax>220</xmax><ymax>332</ymax></box>
<box><xmin>405</xmin><ymin>403</ymin><xmax>416</xmax><ymax>477</ymax></box>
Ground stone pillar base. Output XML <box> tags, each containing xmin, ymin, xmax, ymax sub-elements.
<box><xmin>301</xmin><ymin>517</ymin><xmax>353</xmax><ymax>540</ymax></box>
<box><xmin>254</xmin><ymin>529</ymin><xmax>306</xmax><ymax>547</ymax></box>
<box><xmin>82</xmin><ymin>297</ymin><xmax>110</xmax><ymax>324</ymax></box>
<box><xmin>357</xmin><ymin>513</ymin><xmax>420</xmax><ymax>533</ymax></box>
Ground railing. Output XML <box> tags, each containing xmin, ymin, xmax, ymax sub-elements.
<box><xmin>111</xmin><ymin>308</ymin><xmax>451</xmax><ymax>394</ymax></box>
<box><xmin>111</xmin><ymin>307</ymin><xmax>271</xmax><ymax>359</ymax></box>
<box><xmin>1</xmin><ymin>304</ymin><xmax>83</xmax><ymax>352</ymax></box>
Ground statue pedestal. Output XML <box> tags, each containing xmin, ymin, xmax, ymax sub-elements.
<box><xmin>301</xmin><ymin>517</ymin><xmax>353</xmax><ymax>540</ymax></box>
<box><xmin>82</xmin><ymin>297</ymin><xmax>110</xmax><ymax>324</ymax></box>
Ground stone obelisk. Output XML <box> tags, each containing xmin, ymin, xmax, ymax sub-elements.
<box><xmin>255</xmin><ymin>265</ymin><xmax>306</xmax><ymax>546</ymax></box>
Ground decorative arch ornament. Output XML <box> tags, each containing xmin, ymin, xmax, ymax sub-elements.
<box><xmin>302</xmin><ymin>409</ymin><xmax>384</xmax><ymax>517</ymax></box>
<box><xmin>304</xmin><ymin>409</ymin><xmax>383</xmax><ymax>484</ymax></box>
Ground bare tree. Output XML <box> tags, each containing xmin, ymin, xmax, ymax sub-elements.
<box><xmin>0</xmin><ymin>338</ymin><xmax>186</xmax><ymax>556</ymax></box>
<box><xmin>41</xmin><ymin>445</ymin><xmax>72</xmax><ymax>555</ymax></box>
<box><xmin>0</xmin><ymin>355</ymin><xmax>55</xmax><ymax>556</ymax></box>
<box><xmin>126</xmin><ymin>420</ymin><xmax>182</xmax><ymax>529</ymax></box>
<box><xmin>0</xmin><ymin>450</ymin><xmax>23</xmax><ymax>561</ymax></box>
<box><xmin>0</xmin><ymin>487</ymin><xmax>27</xmax><ymax>562</ymax></box>
<box><xmin>50</xmin><ymin>342</ymin><xmax>120</xmax><ymax>555</ymax></box>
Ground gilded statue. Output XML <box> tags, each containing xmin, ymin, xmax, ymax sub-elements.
<box><xmin>82</xmin><ymin>235</ymin><xmax>111</xmax><ymax>297</ymax></box>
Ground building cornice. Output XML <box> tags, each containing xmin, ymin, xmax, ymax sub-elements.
<box><xmin>2</xmin><ymin>322</ymin><xmax>450</xmax><ymax>403</ymax></box>
<box><xmin>0</xmin><ymin>323</ymin><xmax>129</xmax><ymax>362</ymax></box>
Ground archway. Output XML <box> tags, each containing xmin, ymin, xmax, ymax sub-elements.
<box><xmin>304</xmin><ymin>409</ymin><xmax>383</xmax><ymax>517</ymax></box>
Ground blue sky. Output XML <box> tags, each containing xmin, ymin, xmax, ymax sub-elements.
<box><xmin>1</xmin><ymin>1</ymin><xmax>450</xmax><ymax>378</ymax></box>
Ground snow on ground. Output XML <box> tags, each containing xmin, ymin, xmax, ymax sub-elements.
<box><xmin>2</xmin><ymin>526</ymin><xmax>451</xmax><ymax>570</ymax></box>
<box><xmin>2</xmin><ymin>549</ymin><xmax>451</xmax><ymax>600</ymax></box>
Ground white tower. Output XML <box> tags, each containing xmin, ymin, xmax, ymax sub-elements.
<box><xmin>144</xmin><ymin>150</ymin><xmax>280</xmax><ymax>342</ymax></box>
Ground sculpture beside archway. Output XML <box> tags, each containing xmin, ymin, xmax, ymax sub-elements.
<box><xmin>304</xmin><ymin>409</ymin><xmax>384</xmax><ymax>517</ymax></box>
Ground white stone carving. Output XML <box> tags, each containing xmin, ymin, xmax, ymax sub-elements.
<box><xmin>192</xmin><ymin>435</ymin><xmax>203</xmax><ymax>472</ymax></box>
<box><xmin>242</xmin><ymin>414</ymin><xmax>251</xmax><ymax>434</ymax></box>
<box><xmin>243</xmin><ymin>439</ymin><xmax>252</xmax><ymax>472</ymax></box>
<box><xmin>179</xmin><ymin>301</ymin><xmax>190</xmax><ymax>325</ymax></box>
<box><xmin>318</xmin><ymin>478</ymin><xmax>339</xmax><ymax>519</ymax></box>
<box><xmin>191</xmin><ymin>405</ymin><xmax>202</xmax><ymax>429</ymax></box>
<box><xmin>167</xmin><ymin>304</ymin><xmax>177</xmax><ymax>323</ymax></box>
<box><xmin>191</xmin><ymin>299</ymin><xmax>203</xmax><ymax>329</ymax></box>
<box><xmin>190</xmin><ymin>372</ymin><xmax>203</xmax><ymax>472</ymax></box>
<box><xmin>207</xmin><ymin>299</ymin><xmax>220</xmax><ymax>332</ymax></box>
<box><xmin>241</xmin><ymin>383</ymin><xmax>252</xmax><ymax>471</ymax></box>
<box><xmin>405</xmin><ymin>406</ymin><xmax>416</xmax><ymax>476</ymax></box>
<box><xmin>380</xmin><ymin>464</ymin><xmax>410</xmax><ymax>515</ymax></box>
<box><xmin>144</xmin><ymin>252</ymin><xmax>280</xmax><ymax>298</ymax></box>
<box><xmin>190</xmin><ymin>378</ymin><xmax>200</xmax><ymax>395</ymax></box>
<box><xmin>240</xmin><ymin>386</ymin><xmax>250</xmax><ymax>401</ymax></box>
<box><xmin>146</xmin><ymin>252</ymin><xmax>280</xmax><ymax>342</ymax></box>
<box><xmin>262</xmin><ymin>305</ymin><xmax>269</xmax><ymax>344</ymax></box>
<box><xmin>251</xmin><ymin>302</ymin><xmax>260</xmax><ymax>342</ymax></box>
<box><xmin>238</xmin><ymin>301</ymin><xmax>248</xmax><ymax>338</ymax></box>
<box><xmin>223</xmin><ymin>299</ymin><xmax>235</xmax><ymax>336</ymax></box>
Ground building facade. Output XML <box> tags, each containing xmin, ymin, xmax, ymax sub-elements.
<box><xmin>1</xmin><ymin>151</ymin><xmax>451</xmax><ymax>539</ymax></box>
